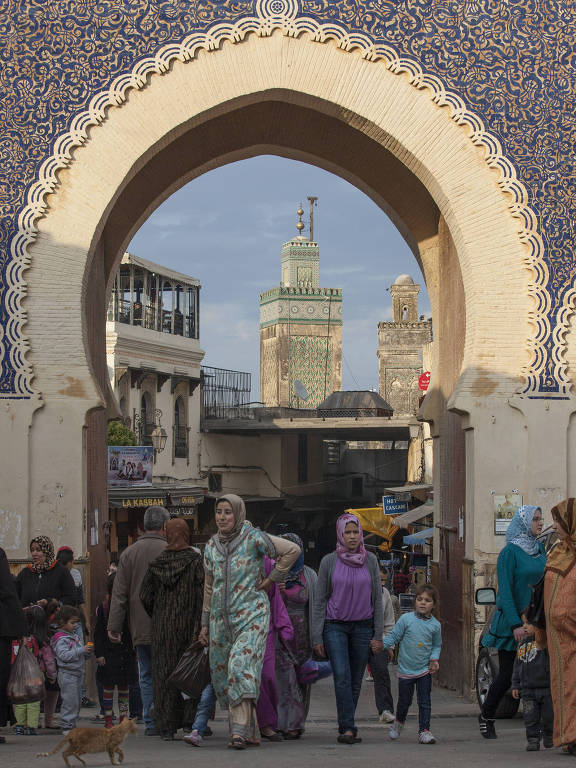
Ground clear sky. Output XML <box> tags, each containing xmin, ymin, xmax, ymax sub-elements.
<box><xmin>128</xmin><ymin>155</ymin><xmax>430</xmax><ymax>400</ymax></box>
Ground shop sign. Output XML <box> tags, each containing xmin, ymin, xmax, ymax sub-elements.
<box><xmin>493</xmin><ymin>491</ymin><xmax>522</xmax><ymax>535</ymax></box>
<box><xmin>382</xmin><ymin>495</ymin><xmax>409</xmax><ymax>515</ymax></box>
<box><xmin>418</xmin><ymin>372</ymin><xmax>431</xmax><ymax>391</ymax></box>
<box><xmin>170</xmin><ymin>506</ymin><xmax>197</xmax><ymax>518</ymax></box>
<box><xmin>120</xmin><ymin>497</ymin><xmax>164</xmax><ymax>508</ymax></box>
<box><xmin>108</xmin><ymin>446</ymin><xmax>153</xmax><ymax>488</ymax></box>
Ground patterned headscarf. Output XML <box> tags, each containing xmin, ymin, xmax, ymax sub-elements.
<box><xmin>336</xmin><ymin>513</ymin><xmax>367</xmax><ymax>568</ymax></box>
<box><xmin>547</xmin><ymin>498</ymin><xmax>576</xmax><ymax>576</ymax></box>
<box><xmin>29</xmin><ymin>536</ymin><xmax>55</xmax><ymax>572</ymax></box>
<box><xmin>215</xmin><ymin>494</ymin><xmax>247</xmax><ymax>544</ymax></box>
<box><xmin>505</xmin><ymin>505</ymin><xmax>541</xmax><ymax>556</ymax></box>
<box><xmin>281</xmin><ymin>533</ymin><xmax>305</xmax><ymax>588</ymax></box>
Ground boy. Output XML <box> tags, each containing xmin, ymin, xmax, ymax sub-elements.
<box><xmin>51</xmin><ymin>606</ymin><xmax>93</xmax><ymax>735</ymax></box>
<box><xmin>511</xmin><ymin>618</ymin><xmax>553</xmax><ymax>752</ymax></box>
<box><xmin>382</xmin><ymin>583</ymin><xmax>442</xmax><ymax>744</ymax></box>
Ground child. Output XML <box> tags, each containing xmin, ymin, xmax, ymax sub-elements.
<box><xmin>11</xmin><ymin>606</ymin><xmax>57</xmax><ymax>735</ymax></box>
<box><xmin>93</xmin><ymin>573</ymin><xmax>138</xmax><ymax>728</ymax></box>
<box><xmin>51</xmin><ymin>606</ymin><xmax>93</xmax><ymax>735</ymax></box>
<box><xmin>511</xmin><ymin>618</ymin><xmax>553</xmax><ymax>751</ymax></box>
<box><xmin>382</xmin><ymin>583</ymin><xmax>442</xmax><ymax>745</ymax></box>
<box><xmin>183</xmin><ymin>681</ymin><xmax>216</xmax><ymax>747</ymax></box>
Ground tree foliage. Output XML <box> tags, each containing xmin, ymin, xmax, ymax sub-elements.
<box><xmin>108</xmin><ymin>420</ymin><xmax>138</xmax><ymax>446</ymax></box>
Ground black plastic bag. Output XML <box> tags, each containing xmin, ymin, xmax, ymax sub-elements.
<box><xmin>7</xmin><ymin>645</ymin><xmax>45</xmax><ymax>704</ymax></box>
<box><xmin>167</xmin><ymin>640</ymin><xmax>210</xmax><ymax>700</ymax></box>
<box><xmin>525</xmin><ymin>574</ymin><xmax>546</xmax><ymax>629</ymax></box>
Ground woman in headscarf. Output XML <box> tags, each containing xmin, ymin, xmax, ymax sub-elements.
<box><xmin>479</xmin><ymin>505</ymin><xmax>545</xmax><ymax>738</ymax></box>
<box><xmin>140</xmin><ymin>518</ymin><xmax>204</xmax><ymax>740</ymax></box>
<box><xmin>543</xmin><ymin>499</ymin><xmax>576</xmax><ymax>753</ymax></box>
<box><xmin>275</xmin><ymin>533</ymin><xmax>318</xmax><ymax>739</ymax></box>
<box><xmin>311</xmin><ymin>513</ymin><xmax>384</xmax><ymax>744</ymax></box>
<box><xmin>198</xmin><ymin>494</ymin><xmax>301</xmax><ymax>749</ymax></box>
<box><xmin>16</xmin><ymin>536</ymin><xmax>76</xmax><ymax>608</ymax></box>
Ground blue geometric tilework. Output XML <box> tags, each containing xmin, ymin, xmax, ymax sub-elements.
<box><xmin>1</xmin><ymin>0</ymin><xmax>575</xmax><ymax>396</ymax></box>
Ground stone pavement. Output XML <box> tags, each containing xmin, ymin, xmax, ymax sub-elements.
<box><xmin>1</xmin><ymin>671</ymin><xmax>568</xmax><ymax>768</ymax></box>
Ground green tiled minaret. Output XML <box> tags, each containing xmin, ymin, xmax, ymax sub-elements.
<box><xmin>259</xmin><ymin>204</ymin><xmax>342</xmax><ymax>408</ymax></box>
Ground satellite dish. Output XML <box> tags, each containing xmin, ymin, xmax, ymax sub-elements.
<box><xmin>294</xmin><ymin>380</ymin><xmax>309</xmax><ymax>401</ymax></box>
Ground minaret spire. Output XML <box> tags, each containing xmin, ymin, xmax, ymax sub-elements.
<box><xmin>296</xmin><ymin>203</ymin><xmax>305</xmax><ymax>238</ymax></box>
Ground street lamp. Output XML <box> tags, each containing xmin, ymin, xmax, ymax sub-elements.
<box><xmin>151</xmin><ymin>423</ymin><xmax>168</xmax><ymax>456</ymax></box>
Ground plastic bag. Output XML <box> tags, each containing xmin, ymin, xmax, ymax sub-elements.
<box><xmin>7</xmin><ymin>645</ymin><xmax>45</xmax><ymax>704</ymax></box>
<box><xmin>167</xmin><ymin>640</ymin><xmax>210</xmax><ymax>700</ymax></box>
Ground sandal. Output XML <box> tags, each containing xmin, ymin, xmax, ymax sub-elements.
<box><xmin>228</xmin><ymin>735</ymin><xmax>247</xmax><ymax>750</ymax></box>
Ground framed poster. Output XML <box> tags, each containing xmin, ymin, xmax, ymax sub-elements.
<box><xmin>108</xmin><ymin>446</ymin><xmax>153</xmax><ymax>487</ymax></box>
<box><xmin>494</xmin><ymin>492</ymin><xmax>522</xmax><ymax>535</ymax></box>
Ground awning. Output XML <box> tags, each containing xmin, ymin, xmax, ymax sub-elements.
<box><xmin>109</xmin><ymin>484</ymin><xmax>204</xmax><ymax>509</ymax></box>
<box><xmin>403</xmin><ymin>527</ymin><xmax>434</xmax><ymax>545</ymax></box>
<box><xmin>383</xmin><ymin>484</ymin><xmax>433</xmax><ymax>494</ymax></box>
<box><xmin>394</xmin><ymin>503</ymin><xmax>434</xmax><ymax>527</ymax></box>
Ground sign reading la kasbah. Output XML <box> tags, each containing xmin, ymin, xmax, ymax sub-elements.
<box><xmin>121</xmin><ymin>498</ymin><xmax>164</xmax><ymax>508</ymax></box>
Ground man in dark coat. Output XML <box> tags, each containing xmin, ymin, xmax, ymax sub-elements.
<box><xmin>0</xmin><ymin>547</ymin><xmax>27</xmax><ymax>744</ymax></box>
<box><xmin>107</xmin><ymin>505</ymin><xmax>169</xmax><ymax>735</ymax></box>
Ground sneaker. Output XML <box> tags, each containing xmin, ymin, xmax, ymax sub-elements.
<box><xmin>389</xmin><ymin>721</ymin><xmax>403</xmax><ymax>740</ymax></box>
<box><xmin>365</xmin><ymin>673</ymin><xmax>374</xmax><ymax>681</ymax></box>
<box><xmin>526</xmin><ymin>740</ymin><xmax>540</xmax><ymax>751</ymax></box>
<box><xmin>419</xmin><ymin>730</ymin><xmax>436</xmax><ymax>744</ymax></box>
<box><xmin>13</xmin><ymin>726</ymin><xmax>25</xmax><ymax>736</ymax></box>
<box><xmin>26</xmin><ymin>728</ymin><xmax>37</xmax><ymax>736</ymax></box>
<box><xmin>184</xmin><ymin>730</ymin><xmax>203</xmax><ymax>747</ymax></box>
<box><xmin>380</xmin><ymin>710</ymin><xmax>395</xmax><ymax>724</ymax></box>
<box><xmin>543</xmin><ymin>735</ymin><xmax>554</xmax><ymax>749</ymax></box>
<box><xmin>478</xmin><ymin>714</ymin><xmax>497</xmax><ymax>739</ymax></box>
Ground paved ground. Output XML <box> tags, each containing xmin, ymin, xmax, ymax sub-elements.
<box><xmin>1</xmin><ymin>670</ymin><xmax>569</xmax><ymax>768</ymax></box>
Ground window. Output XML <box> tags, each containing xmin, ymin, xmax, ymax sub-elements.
<box><xmin>351</xmin><ymin>476</ymin><xmax>363</xmax><ymax>497</ymax></box>
<box><xmin>174</xmin><ymin>396</ymin><xmax>188</xmax><ymax>459</ymax></box>
<box><xmin>298</xmin><ymin>434</ymin><xmax>308</xmax><ymax>483</ymax></box>
<box><xmin>140</xmin><ymin>392</ymin><xmax>154</xmax><ymax>445</ymax></box>
<box><xmin>209</xmin><ymin>472</ymin><xmax>222</xmax><ymax>492</ymax></box>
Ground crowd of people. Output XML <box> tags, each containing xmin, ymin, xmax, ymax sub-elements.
<box><xmin>0</xmin><ymin>497</ymin><xmax>575</xmax><ymax>754</ymax></box>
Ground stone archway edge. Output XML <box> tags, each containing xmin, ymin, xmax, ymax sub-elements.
<box><xmin>8</xmin><ymin>3</ymin><xmax>550</xmax><ymax>399</ymax></box>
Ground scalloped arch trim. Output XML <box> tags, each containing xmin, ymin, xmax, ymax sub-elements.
<box><xmin>6</xmin><ymin>3</ymin><xmax>549</xmax><ymax>397</ymax></box>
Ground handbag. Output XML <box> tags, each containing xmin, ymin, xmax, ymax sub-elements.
<box><xmin>7</xmin><ymin>645</ymin><xmax>45</xmax><ymax>704</ymax></box>
<box><xmin>525</xmin><ymin>574</ymin><xmax>546</xmax><ymax>629</ymax></box>
<box><xmin>167</xmin><ymin>640</ymin><xmax>211</xmax><ymax>700</ymax></box>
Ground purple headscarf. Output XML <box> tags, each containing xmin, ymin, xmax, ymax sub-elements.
<box><xmin>336</xmin><ymin>513</ymin><xmax>367</xmax><ymax>568</ymax></box>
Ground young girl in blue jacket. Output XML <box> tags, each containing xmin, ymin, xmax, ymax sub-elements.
<box><xmin>382</xmin><ymin>583</ymin><xmax>441</xmax><ymax>745</ymax></box>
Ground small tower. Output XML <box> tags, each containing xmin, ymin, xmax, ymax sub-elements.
<box><xmin>377</xmin><ymin>275</ymin><xmax>432</xmax><ymax>415</ymax></box>
<box><xmin>259</xmin><ymin>203</ymin><xmax>342</xmax><ymax>408</ymax></box>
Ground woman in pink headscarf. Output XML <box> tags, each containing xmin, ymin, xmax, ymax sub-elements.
<box><xmin>311</xmin><ymin>513</ymin><xmax>384</xmax><ymax>744</ymax></box>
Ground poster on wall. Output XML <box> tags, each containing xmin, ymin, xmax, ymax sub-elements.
<box><xmin>108</xmin><ymin>446</ymin><xmax>153</xmax><ymax>487</ymax></box>
<box><xmin>493</xmin><ymin>492</ymin><xmax>522</xmax><ymax>535</ymax></box>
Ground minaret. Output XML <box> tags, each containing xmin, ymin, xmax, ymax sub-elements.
<box><xmin>259</xmin><ymin>203</ymin><xmax>342</xmax><ymax>408</ymax></box>
<box><xmin>377</xmin><ymin>274</ymin><xmax>432</xmax><ymax>415</ymax></box>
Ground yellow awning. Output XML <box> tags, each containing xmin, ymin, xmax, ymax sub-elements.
<box><xmin>346</xmin><ymin>507</ymin><xmax>399</xmax><ymax>552</ymax></box>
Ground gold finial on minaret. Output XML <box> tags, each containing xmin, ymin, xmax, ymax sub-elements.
<box><xmin>296</xmin><ymin>204</ymin><xmax>305</xmax><ymax>237</ymax></box>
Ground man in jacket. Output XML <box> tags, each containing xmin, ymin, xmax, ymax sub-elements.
<box><xmin>0</xmin><ymin>547</ymin><xmax>27</xmax><ymax>744</ymax></box>
<box><xmin>107</xmin><ymin>505</ymin><xmax>169</xmax><ymax>735</ymax></box>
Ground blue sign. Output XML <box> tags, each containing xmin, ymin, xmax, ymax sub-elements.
<box><xmin>382</xmin><ymin>495</ymin><xmax>408</xmax><ymax>515</ymax></box>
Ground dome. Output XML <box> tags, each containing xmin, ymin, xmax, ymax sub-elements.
<box><xmin>393</xmin><ymin>274</ymin><xmax>415</xmax><ymax>286</ymax></box>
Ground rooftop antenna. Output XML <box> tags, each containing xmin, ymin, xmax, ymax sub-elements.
<box><xmin>296</xmin><ymin>204</ymin><xmax>305</xmax><ymax>238</ymax></box>
<box><xmin>307</xmin><ymin>196</ymin><xmax>318</xmax><ymax>241</ymax></box>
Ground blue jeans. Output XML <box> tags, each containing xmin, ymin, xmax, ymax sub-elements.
<box><xmin>396</xmin><ymin>673</ymin><xmax>432</xmax><ymax>732</ymax></box>
<box><xmin>136</xmin><ymin>645</ymin><xmax>154</xmax><ymax>729</ymax></box>
<box><xmin>323</xmin><ymin>619</ymin><xmax>373</xmax><ymax>735</ymax></box>
<box><xmin>191</xmin><ymin>684</ymin><xmax>215</xmax><ymax>736</ymax></box>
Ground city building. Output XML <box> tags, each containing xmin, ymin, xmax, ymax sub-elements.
<box><xmin>377</xmin><ymin>274</ymin><xmax>432</xmax><ymax>416</ymax></box>
<box><xmin>259</xmin><ymin>204</ymin><xmax>342</xmax><ymax>408</ymax></box>
<box><xmin>105</xmin><ymin>253</ymin><xmax>205</xmax><ymax>555</ymax></box>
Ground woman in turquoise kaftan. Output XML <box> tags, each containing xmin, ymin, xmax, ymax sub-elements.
<box><xmin>199</xmin><ymin>494</ymin><xmax>300</xmax><ymax>749</ymax></box>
